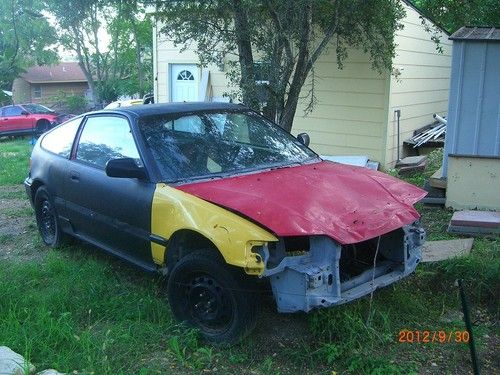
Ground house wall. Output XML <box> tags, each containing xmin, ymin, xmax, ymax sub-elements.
<box><xmin>446</xmin><ymin>155</ymin><xmax>500</xmax><ymax>210</ymax></box>
<box><xmin>154</xmin><ymin>27</ymin><xmax>389</xmax><ymax>162</ymax></box>
<box><xmin>384</xmin><ymin>2</ymin><xmax>453</xmax><ymax>167</ymax></box>
<box><xmin>12</xmin><ymin>79</ymin><xmax>88</xmax><ymax>109</ymax></box>
<box><xmin>31</xmin><ymin>82</ymin><xmax>88</xmax><ymax>107</ymax></box>
<box><xmin>292</xmin><ymin>49</ymin><xmax>389</xmax><ymax>162</ymax></box>
<box><xmin>12</xmin><ymin>78</ymin><xmax>31</xmax><ymax>103</ymax></box>
<box><xmin>154</xmin><ymin>24</ymin><xmax>230</xmax><ymax>103</ymax></box>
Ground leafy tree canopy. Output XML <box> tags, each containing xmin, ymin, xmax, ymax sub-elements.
<box><xmin>0</xmin><ymin>0</ymin><xmax>58</xmax><ymax>91</ymax></box>
<box><xmin>413</xmin><ymin>0</ymin><xmax>500</xmax><ymax>34</ymax></box>
<box><xmin>46</xmin><ymin>0</ymin><xmax>152</xmax><ymax>105</ymax></box>
<box><xmin>154</xmin><ymin>0</ymin><xmax>406</xmax><ymax>132</ymax></box>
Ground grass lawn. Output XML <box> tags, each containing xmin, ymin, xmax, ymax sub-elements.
<box><xmin>0</xmin><ymin>137</ymin><xmax>498</xmax><ymax>374</ymax></box>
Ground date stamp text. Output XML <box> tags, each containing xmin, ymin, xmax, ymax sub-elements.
<box><xmin>398</xmin><ymin>330</ymin><xmax>470</xmax><ymax>344</ymax></box>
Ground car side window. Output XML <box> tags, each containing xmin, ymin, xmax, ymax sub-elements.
<box><xmin>41</xmin><ymin>117</ymin><xmax>82</xmax><ymax>158</ymax></box>
<box><xmin>76</xmin><ymin>116</ymin><xmax>140</xmax><ymax>169</ymax></box>
<box><xmin>3</xmin><ymin>106</ymin><xmax>23</xmax><ymax>116</ymax></box>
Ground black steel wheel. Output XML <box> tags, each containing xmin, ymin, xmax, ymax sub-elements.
<box><xmin>36</xmin><ymin>120</ymin><xmax>51</xmax><ymax>135</ymax></box>
<box><xmin>167</xmin><ymin>250</ymin><xmax>259</xmax><ymax>344</ymax></box>
<box><xmin>34</xmin><ymin>186</ymin><xmax>64</xmax><ymax>247</ymax></box>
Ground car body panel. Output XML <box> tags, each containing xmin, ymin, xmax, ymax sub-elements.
<box><xmin>63</xmin><ymin>161</ymin><xmax>155</xmax><ymax>265</ymax></box>
<box><xmin>177</xmin><ymin>161</ymin><xmax>427</xmax><ymax>244</ymax></box>
<box><xmin>151</xmin><ymin>183</ymin><xmax>278</xmax><ymax>274</ymax></box>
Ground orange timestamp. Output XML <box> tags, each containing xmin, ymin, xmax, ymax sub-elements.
<box><xmin>398</xmin><ymin>329</ymin><xmax>470</xmax><ymax>344</ymax></box>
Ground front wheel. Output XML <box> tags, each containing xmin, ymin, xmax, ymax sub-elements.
<box><xmin>167</xmin><ymin>250</ymin><xmax>259</xmax><ymax>345</ymax></box>
<box><xmin>34</xmin><ymin>186</ymin><xmax>65</xmax><ymax>247</ymax></box>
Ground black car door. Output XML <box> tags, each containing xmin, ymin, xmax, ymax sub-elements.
<box><xmin>36</xmin><ymin>116</ymin><xmax>83</xmax><ymax>221</ymax></box>
<box><xmin>64</xmin><ymin>114</ymin><xmax>156</xmax><ymax>269</ymax></box>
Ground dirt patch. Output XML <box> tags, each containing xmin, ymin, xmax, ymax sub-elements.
<box><xmin>0</xmin><ymin>184</ymin><xmax>42</xmax><ymax>261</ymax></box>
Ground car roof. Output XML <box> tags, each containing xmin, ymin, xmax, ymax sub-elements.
<box><xmin>108</xmin><ymin>102</ymin><xmax>247</xmax><ymax>117</ymax></box>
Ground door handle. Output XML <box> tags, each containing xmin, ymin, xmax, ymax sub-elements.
<box><xmin>69</xmin><ymin>170</ymin><xmax>80</xmax><ymax>181</ymax></box>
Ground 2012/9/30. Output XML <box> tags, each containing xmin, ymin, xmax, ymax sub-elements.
<box><xmin>398</xmin><ymin>330</ymin><xmax>470</xmax><ymax>343</ymax></box>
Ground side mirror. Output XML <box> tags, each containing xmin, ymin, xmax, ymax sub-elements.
<box><xmin>105</xmin><ymin>158</ymin><xmax>147</xmax><ymax>179</ymax></box>
<box><xmin>296</xmin><ymin>132</ymin><xmax>310</xmax><ymax>147</ymax></box>
<box><xmin>21</xmin><ymin>110</ymin><xmax>29</xmax><ymax>116</ymax></box>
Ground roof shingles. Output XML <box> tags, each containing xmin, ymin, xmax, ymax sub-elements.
<box><xmin>21</xmin><ymin>62</ymin><xmax>87</xmax><ymax>83</ymax></box>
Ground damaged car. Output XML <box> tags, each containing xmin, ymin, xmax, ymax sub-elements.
<box><xmin>25</xmin><ymin>102</ymin><xmax>426</xmax><ymax>344</ymax></box>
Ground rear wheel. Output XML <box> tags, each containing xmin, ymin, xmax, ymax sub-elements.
<box><xmin>34</xmin><ymin>186</ymin><xmax>65</xmax><ymax>247</ymax></box>
<box><xmin>36</xmin><ymin>120</ymin><xmax>51</xmax><ymax>135</ymax></box>
<box><xmin>167</xmin><ymin>250</ymin><xmax>259</xmax><ymax>345</ymax></box>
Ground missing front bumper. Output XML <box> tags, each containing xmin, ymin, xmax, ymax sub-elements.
<box><xmin>262</xmin><ymin>223</ymin><xmax>425</xmax><ymax>313</ymax></box>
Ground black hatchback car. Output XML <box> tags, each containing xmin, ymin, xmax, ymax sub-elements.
<box><xmin>25</xmin><ymin>103</ymin><xmax>425</xmax><ymax>343</ymax></box>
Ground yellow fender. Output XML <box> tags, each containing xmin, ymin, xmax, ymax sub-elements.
<box><xmin>151</xmin><ymin>183</ymin><xmax>277</xmax><ymax>275</ymax></box>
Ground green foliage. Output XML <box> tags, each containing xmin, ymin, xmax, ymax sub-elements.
<box><xmin>155</xmin><ymin>0</ymin><xmax>406</xmax><ymax>132</ymax></box>
<box><xmin>51</xmin><ymin>91</ymin><xmax>88</xmax><ymax>114</ymax></box>
<box><xmin>107</xmin><ymin>3</ymin><xmax>153</xmax><ymax>98</ymax></box>
<box><xmin>46</xmin><ymin>0</ymin><xmax>153</xmax><ymax>104</ymax></box>
<box><xmin>64</xmin><ymin>95</ymin><xmax>88</xmax><ymax>114</ymax></box>
<box><xmin>413</xmin><ymin>0</ymin><xmax>500</xmax><ymax>33</ymax></box>
<box><xmin>0</xmin><ymin>0</ymin><xmax>58</xmax><ymax>90</ymax></box>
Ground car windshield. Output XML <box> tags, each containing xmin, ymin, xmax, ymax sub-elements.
<box><xmin>138</xmin><ymin>110</ymin><xmax>318</xmax><ymax>182</ymax></box>
<box><xmin>22</xmin><ymin>103</ymin><xmax>55</xmax><ymax>114</ymax></box>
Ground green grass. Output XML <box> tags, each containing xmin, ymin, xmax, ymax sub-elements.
<box><xmin>0</xmin><ymin>140</ymin><xmax>498</xmax><ymax>374</ymax></box>
<box><xmin>0</xmin><ymin>250</ymin><xmax>178</xmax><ymax>374</ymax></box>
<box><xmin>0</xmin><ymin>137</ymin><xmax>33</xmax><ymax>185</ymax></box>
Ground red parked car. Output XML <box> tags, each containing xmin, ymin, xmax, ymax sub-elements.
<box><xmin>0</xmin><ymin>103</ymin><xmax>61</xmax><ymax>137</ymax></box>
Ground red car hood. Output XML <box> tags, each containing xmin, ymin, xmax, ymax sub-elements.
<box><xmin>176</xmin><ymin>161</ymin><xmax>426</xmax><ymax>244</ymax></box>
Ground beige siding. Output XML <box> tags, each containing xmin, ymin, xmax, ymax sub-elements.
<box><xmin>154</xmin><ymin>23</ymin><xmax>232</xmax><ymax>103</ymax></box>
<box><xmin>446</xmin><ymin>156</ymin><xmax>500</xmax><ymax>210</ymax></box>
<box><xmin>293</xmin><ymin>45</ymin><xmax>388</xmax><ymax>161</ymax></box>
<box><xmin>384</xmin><ymin>2</ymin><xmax>452</xmax><ymax>166</ymax></box>
<box><xmin>154</xmin><ymin>22</ymin><xmax>387</xmax><ymax>162</ymax></box>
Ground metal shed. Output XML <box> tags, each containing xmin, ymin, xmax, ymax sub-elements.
<box><xmin>443</xmin><ymin>27</ymin><xmax>500</xmax><ymax>210</ymax></box>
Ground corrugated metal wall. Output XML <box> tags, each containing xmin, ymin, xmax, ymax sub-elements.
<box><xmin>443</xmin><ymin>39</ymin><xmax>500</xmax><ymax>174</ymax></box>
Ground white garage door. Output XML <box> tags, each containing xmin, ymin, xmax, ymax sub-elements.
<box><xmin>170</xmin><ymin>64</ymin><xmax>198</xmax><ymax>102</ymax></box>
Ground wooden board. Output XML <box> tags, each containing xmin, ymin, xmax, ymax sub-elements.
<box><xmin>429</xmin><ymin>166</ymin><xmax>447</xmax><ymax>189</ymax></box>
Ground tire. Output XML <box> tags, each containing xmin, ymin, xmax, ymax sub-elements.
<box><xmin>36</xmin><ymin>120</ymin><xmax>51</xmax><ymax>135</ymax></box>
<box><xmin>34</xmin><ymin>186</ymin><xmax>65</xmax><ymax>247</ymax></box>
<box><xmin>167</xmin><ymin>250</ymin><xmax>259</xmax><ymax>345</ymax></box>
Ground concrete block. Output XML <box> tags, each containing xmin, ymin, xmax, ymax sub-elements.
<box><xmin>421</xmin><ymin>238</ymin><xmax>474</xmax><ymax>262</ymax></box>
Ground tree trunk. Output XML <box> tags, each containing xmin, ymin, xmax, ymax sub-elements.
<box><xmin>72</xmin><ymin>25</ymin><xmax>98</xmax><ymax>105</ymax></box>
<box><xmin>78</xmin><ymin>61</ymin><xmax>97</xmax><ymax>106</ymax></box>
<box><xmin>131</xmin><ymin>17</ymin><xmax>144</xmax><ymax>98</ymax></box>
<box><xmin>278</xmin><ymin>1</ymin><xmax>312</xmax><ymax>132</ymax></box>
<box><xmin>279</xmin><ymin>76</ymin><xmax>305</xmax><ymax>132</ymax></box>
<box><xmin>231</xmin><ymin>0</ymin><xmax>259</xmax><ymax>109</ymax></box>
